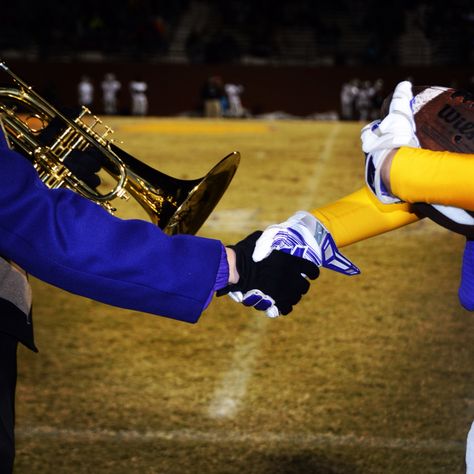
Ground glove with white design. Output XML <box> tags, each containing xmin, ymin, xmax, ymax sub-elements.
<box><xmin>361</xmin><ymin>80</ymin><xmax>420</xmax><ymax>204</ymax></box>
<box><xmin>217</xmin><ymin>231</ymin><xmax>320</xmax><ymax>318</ymax></box>
<box><xmin>251</xmin><ymin>211</ymin><xmax>360</xmax><ymax>276</ymax></box>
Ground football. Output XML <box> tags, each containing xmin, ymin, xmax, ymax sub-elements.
<box><xmin>381</xmin><ymin>85</ymin><xmax>474</xmax><ymax>154</ymax></box>
<box><xmin>381</xmin><ymin>85</ymin><xmax>474</xmax><ymax>237</ymax></box>
<box><xmin>412</xmin><ymin>86</ymin><xmax>474</xmax><ymax>153</ymax></box>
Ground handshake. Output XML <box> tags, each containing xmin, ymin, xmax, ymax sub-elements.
<box><xmin>217</xmin><ymin>211</ymin><xmax>360</xmax><ymax>318</ymax></box>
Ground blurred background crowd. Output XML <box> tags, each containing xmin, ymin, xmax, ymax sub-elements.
<box><xmin>1</xmin><ymin>0</ymin><xmax>472</xmax><ymax>66</ymax></box>
<box><xmin>0</xmin><ymin>0</ymin><xmax>472</xmax><ymax>117</ymax></box>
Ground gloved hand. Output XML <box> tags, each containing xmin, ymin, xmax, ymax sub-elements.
<box><xmin>39</xmin><ymin>113</ymin><xmax>103</xmax><ymax>189</ymax></box>
<box><xmin>252</xmin><ymin>211</ymin><xmax>360</xmax><ymax>275</ymax></box>
<box><xmin>217</xmin><ymin>231</ymin><xmax>319</xmax><ymax>318</ymax></box>
<box><xmin>63</xmin><ymin>149</ymin><xmax>102</xmax><ymax>189</ymax></box>
<box><xmin>361</xmin><ymin>80</ymin><xmax>420</xmax><ymax>204</ymax></box>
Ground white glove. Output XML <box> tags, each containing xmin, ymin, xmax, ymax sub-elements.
<box><xmin>361</xmin><ymin>80</ymin><xmax>420</xmax><ymax>204</ymax></box>
<box><xmin>252</xmin><ymin>211</ymin><xmax>360</xmax><ymax>275</ymax></box>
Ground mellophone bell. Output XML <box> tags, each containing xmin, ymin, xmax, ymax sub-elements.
<box><xmin>0</xmin><ymin>61</ymin><xmax>240</xmax><ymax>235</ymax></box>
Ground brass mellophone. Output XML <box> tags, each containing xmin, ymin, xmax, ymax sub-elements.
<box><xmin>0</xmin><ymin>62</ymin><xmax>240</xmax><ymax>235</ymax></box>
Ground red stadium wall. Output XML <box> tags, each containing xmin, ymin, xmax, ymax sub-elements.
<box><xmin>2</xmin><ymin>61</ymin><xmax>472</xmax><ymax>117</ymax></box>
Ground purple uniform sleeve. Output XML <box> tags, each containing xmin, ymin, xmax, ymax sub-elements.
<box><xmin>0</xmin><ymin>133</ymin><xmax>225</xmax><ymax>323</ymax></box>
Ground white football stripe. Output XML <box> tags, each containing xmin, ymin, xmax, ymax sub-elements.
<box><xmin>412</xmin><ymin>86</ymin><xmax>448</xmax><ymax>114</ymax></box>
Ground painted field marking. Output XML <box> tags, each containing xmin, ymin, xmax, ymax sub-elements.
<box><xmin>204</xmin><ymin>123</ymin><xmax>343</xmax><ymax>235</ymax></box>
<box><xmin>16</xmin><ymin>425</ymin><xmax>465</xmax><ymax>452</ymax></box>
<box><xmin>117</xmin><ymin>120</ymin><xmax>271</xmax><ymax>135</ymax></box>
<box><xmin>206</xmin><ymin>123</ymin><xmax>341</xmax><ymax>420</ymax></box>
<box><xmin>297</xmin><ymin>122</ymin><xmax>341</xmax><ymax>211</ymax></box>
<box><xmin>207</xmin><ymin>316</ymin><xmax>267</xmax><ymax>419</ymax></box>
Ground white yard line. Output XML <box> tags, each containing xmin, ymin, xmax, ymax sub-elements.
<box><xmin>296</xmin><ymin>122</ymin><xmax>341</xmax><ymax>211</ymax></box>
<box><xmin>204</xmin><ymin>123</ymin><xmax>342</xmax><ymax>233</ymax></box>
<box><xmin>206</xmin><ymin>123</ymin><xmax>341</xmax><ymax>420</ymax></box>
<box><xmin>16</xmin><ymin>425</ymin><xmax>464</xmax><ymax>452</ymax></box>
<box><xmin>207</xmin><ymin>316</ymin><xmax>267</xmax><ymax>419</ymax></box>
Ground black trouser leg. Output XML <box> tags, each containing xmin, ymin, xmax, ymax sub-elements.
<box><xmin>0</xmin><ymin>332</ymin><xmax>18</xmax><ymax>474</ymax></box>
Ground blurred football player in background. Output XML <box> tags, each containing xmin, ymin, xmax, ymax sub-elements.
<box><xmin>129</xmin><ymin>76</ymin><xmax>149</xmax><ymax>116</ymax></box>
<box><xmin>224</xmin><ymin>82</ymin><xmax>245</xmax><ymax>118</ymax></box>
<box><xmin>101</xmin><ymin>72</ymin><xmax>121</xmax><ymax>115</ymax></box>
<box><xmin>77</xmin><ymin>75</ymin><xmax>94</xmax><ymax>108</ymax></box>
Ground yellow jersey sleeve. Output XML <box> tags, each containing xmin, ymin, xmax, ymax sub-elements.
<box><xmin>311</xmin><ymin>187</ymin><xmax>419</xmax><ymax>248</ymax></box>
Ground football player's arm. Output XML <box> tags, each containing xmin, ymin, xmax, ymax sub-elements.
<box><xmin>311</xmin><ymin>186</ymin><xmax>419</xmax><ymax>248</ymax></box>
<box><xmin>251</xmin><ymin>187</ymin><xmax>418</xmax><ymax>281</ymax></box>
<box><xmin>381</xmin><ymin>147</ymin><xmax>474</xmax><ymax>211</ymax></box>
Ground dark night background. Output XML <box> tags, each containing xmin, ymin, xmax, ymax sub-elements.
<box><xmin>0</xmin><ymin>0</ymin><xmax>472</xmax><ymax>116</ymax></box>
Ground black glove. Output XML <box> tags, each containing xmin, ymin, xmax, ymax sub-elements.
<box><xmin>39</xmin><ymin>114</ymin><xmax>103</xmax><ymax>189</ymax></box>
<box><xmin>63</xmin><ymin>148</ymin><xmax>102</xmax><ymax>189</ymax></box>
<box><xmin>217</xmin><ymin>231</ymin><xmax>319</xmax><ymax>316</ymax></box>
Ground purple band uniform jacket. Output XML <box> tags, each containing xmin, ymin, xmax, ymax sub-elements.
<box><xmin>0</xmin><ymin>130</ymin><xmax>222</xmax><ymax>323</ymax></box>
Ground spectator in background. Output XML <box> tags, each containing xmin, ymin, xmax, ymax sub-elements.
<box><xmin>101</xmin><ymin>73</ymin><xmax>121</xmax><ymax>115</ymax></box>
<box><xmin>129</xmin><ymin>77</ymin><xmax>149</xmax><ymax>116</ymax></box>
<box><xmin>78</xmin><ymin>75</ymin><xmax>94</xmax><ymax>108</ymax></box>
<box><xmin>201</xmin><ymin>76</ymin><xmax>224</xmax><ymax>118</ymax></box>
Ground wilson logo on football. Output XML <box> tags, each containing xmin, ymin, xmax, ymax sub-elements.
<box><xmin>437</xmin><ymin>104</ymin><xmax>474</xmax><ymax>141</ymax></box>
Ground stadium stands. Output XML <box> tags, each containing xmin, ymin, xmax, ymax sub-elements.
<box><xmin>0</xmin><ymin>0</ymin><xmax>472</xmax><ymax>66</ymax></box>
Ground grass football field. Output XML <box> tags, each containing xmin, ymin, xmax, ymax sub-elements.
<box><xmin>14</xmin><ymin>118</ymin><xmax>474</xmax><ymax>473</ymax></box>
